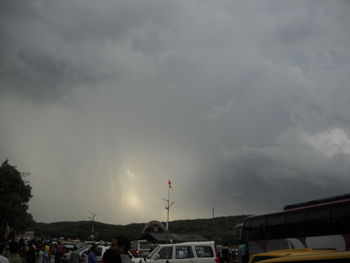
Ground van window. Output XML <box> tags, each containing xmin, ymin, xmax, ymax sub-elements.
<box><xmin>158</xmin><ymin>247</ymin><xmax>173</xmax><ymax>259</ymax></box>
<box><xmin>195</xmin><ymin>246</ymin><xmax>214</xmax><ymax>258</ymax></box>
<box><xmin>140</xmin><ymin>243</ymin><xmax>153</xmax><ymax>249</ymax></box>
<box><xmin>131</xmin><ymin>242</ymin><xmax>138</xmax><ymax>249</ymax></box>
<box><xmin>175</xmin><ymin>246</ymin><xmax>194</xmax><ymax>259</ymax></box>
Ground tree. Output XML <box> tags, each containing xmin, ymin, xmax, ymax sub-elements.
<box><xmin>0</xmin><ymin>160</ymin><xmax>33</xmax><ymax>240</ymax></box>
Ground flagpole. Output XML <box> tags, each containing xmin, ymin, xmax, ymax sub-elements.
<box><xmin>164</xmin><ymin>180</ymin><xmax>174</xmax><ymax>243</ymax></box>
<box><xmin>166</xmin><ymin>185</ymin><xmax>170</xmax><ymax>233</ymax></box>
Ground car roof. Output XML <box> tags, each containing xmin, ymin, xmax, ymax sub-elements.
<box><xmin>257</xmin><ymin>251</ymin><xmax>350</xmax><ymax>263</ymax></box>
<box><xmin>157</xmin><ymin>241</ymin><xmax>214</xmax><ymax>247</ymax></box>
<box><xmin>251</xmin><ymin>248</ymin><xmax>336</xmax><ymax>257</ymax></box>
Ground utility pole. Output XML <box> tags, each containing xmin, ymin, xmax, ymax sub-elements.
<box><xmin>89</xmin><ymin>212</ymin><xmax>96</xmax><ymax>240</ymax></box>
<box><xmin>212</xmin><ymin>208</ymin><xmax>215</xmax><ymax>224</ymax></box>
<box><xmin>163</xmin><ymin>180</ymin><xmax>174</xmax><ymax>243</ymax></box>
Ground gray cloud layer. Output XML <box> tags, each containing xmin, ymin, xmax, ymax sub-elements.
<box><xmin>1</xmin><ymin>0</ymin><xmax>350</xmax><ymax>224</ymax></box>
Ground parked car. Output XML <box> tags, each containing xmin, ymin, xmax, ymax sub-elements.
<box><xmin>131</xmin><ymin>240</ymin><xmax>153</xmax><ymax>258</ymax></box>
<box><xmin>129</xmin><ymin>251</ymin><xmax>144</xmax><ymax>263</ymax></box>
<box><xmin>254</xmin><ymin>251</ymin><xmax>350</xmax><ymax>263</ymax></box>
<box><xmin>63</xmin><ymin>244</ymin><xmax>109</xmax><ymax>263</ymax></box>
<box><xmin>81</xmin><ymin>245</ymin><xmax>110</xmax><ymax>263</ymax></box>
<box><xmin>62</xmin><ymin>245</ymin><xmax>91</xmax><ymax>263</ymax></box>
<box><xmin>146</xmin><ymin>241</ymin><xmax>217</xmax><ymax>263</ymax></box>
<box><xmin>248</xmin><ymin>249</ymin><xmax>337</xmax><ymax>263</ymax></box>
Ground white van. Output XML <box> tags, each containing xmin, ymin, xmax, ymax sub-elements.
<box><xmin>131</xmin><ymin>240</ymin><xmax>153</xmax><ymax>257</ymax></box>
<box><xmin>146</xmin><ymin>241</ymin><xmax>217</xmax><ymax>263</ymax></box>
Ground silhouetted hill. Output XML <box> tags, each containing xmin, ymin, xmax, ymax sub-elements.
<box><xmin>32</xmin><ymin>221</ymin><xmax>145</xmax><ymax>241</ymax></box>
<box><xmin>32</xmin><ymin>215</ymin><xmax>249</xmax><ymax>243</ymax></box>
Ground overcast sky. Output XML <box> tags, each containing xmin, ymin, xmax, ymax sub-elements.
<box><xmin>1</xmin><ymin>0</ymin><xmax>350</xmax><ymax>225</ymax></box>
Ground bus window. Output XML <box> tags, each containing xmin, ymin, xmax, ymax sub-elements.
<box><xmin>331</xmin><ymin>204</ymin><xmax>350</xmax><ymax>233</ymax></box>
<box><xmin>250</xmin><ymin>227</ymin><xmax>266</xmax><ymax>240</ymax></box>
<box><xmin>307</xmin><ymin>208</ymin><xmax>330</xmax><ymax>221</ymax></box>
<box><xmin>285</xmin><ymin>212</ymin><xmax>306</xmax><ymax>224</ymax></box>
<box><xmin>266</xmin><ymin>215</ymin><xmax>284</xmax><ymax>226</ymax></box>
<box><xmin>250</xmin><ymin>217</ymin><xmax>266</xmax><ymax>228</ymax></box>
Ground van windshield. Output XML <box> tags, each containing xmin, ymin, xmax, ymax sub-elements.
<box><xmin>140</xmin><ymin>243</ymin><xmax>153</xmax><ymax>249</ymax></box>
<box><xmin>147</xmin><ymin>246</ymin><xmax>159</xmax><ymax>259</ymax></box>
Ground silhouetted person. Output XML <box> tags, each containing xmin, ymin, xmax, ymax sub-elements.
<box><xmin>0</xmin><ymin>244</ymin><xmax>9</xmax><ymax>263</ymax></box>
<box><xmin>26</xmin><ymin>243</ymin><xmax>36</xmax><ymax>263</ymax></box>
<box><xmin>115</xmin><ymin>237</ymin><xmax>132</xmax><ymax>263</ymax></box>
<box><xmin>238</xmin><ymin>244</ymin><xmax>248</xmax><ymax>263</ymax></box>
<box><xmin>55</xmin><ymin>242</ymin><xmax>64</xmax><ymax>263</ymax></box>
<box><xmin>103</xmin><ymin>238</ymin><xmax>121</xmax><ymax>263</ymax></box>
<box><xmin>87</xmin><ymin>245</ymin><xmax>98</xmax><ymax>263</ymax></box>
<box><xmin>69</xmin><ymin>247</ymin><xmax>79</xmax><ymax>263</ymax></box>
<box><xmin>8</xmin><ymin>242</ymin><xmax>24</xmax><ymax>263</ymax></box>
<box><xmin>220</xmin><ymin>244</ymin><xmax>229</xmax><ymax>263</ymax></box>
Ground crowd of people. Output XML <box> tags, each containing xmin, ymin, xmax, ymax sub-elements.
<box><xmin>0</xmin><ymin>239</ymin><xmax>67</xmax><ymax>263</ymax></box>
<box><xmin>0</xmin><ymin>236</ymin><xmax>134</xmax><ymax>263</ymax></box>
<box><xmin>217</xmin><ymin>243</ymin><xmax>249</xmax><ymax>263</ymax></box>
<box><xmin>0</xmin><ymin>237</ymin><xmax>247</xmax><ymax>263</ymax></box>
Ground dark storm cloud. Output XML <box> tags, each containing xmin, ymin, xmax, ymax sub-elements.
<box><xmin>1</xmin><ymin>0</ymin><xmax>350</xmax><ymax>223</ymax></box>
<box><xmin>208</xmin><ymin>147</ymin><xmax>350</xmax><ymax>215</ymax></box>
<box><xmin>0</xmin><ymin>0</ymin><xmax>186</xmax><ymax>100</ymax></box>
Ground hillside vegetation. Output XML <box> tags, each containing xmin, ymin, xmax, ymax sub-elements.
<box><xmin>32</xmin><ymin>215</ymin><xmax>249</xmax><ymax>243</ymax></box>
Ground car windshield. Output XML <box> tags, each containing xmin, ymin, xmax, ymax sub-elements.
<box><xmin>147</xmin><ymin>246</ymin><xmax>160</xmax><ymax>259</ymax></box>
<box><xmin>77</xmin><ymin>246</ymin><xmax>91</xmax><ymax>253</ymax></box>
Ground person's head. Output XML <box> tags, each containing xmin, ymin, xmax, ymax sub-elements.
<box><xmin>116</xmin><ymin>236</ymin><xmax>130</xmax><ymax>255</ymax></box>
<box><xmin>9</xmin><ymin>242</ymin><xmax>19</xmax><ymax>254</ymax></box>
<box><xmin>110</xmin><ymin>238</ymin><xmax>118</xmax><ymax>249</ymax></box>
<box><xmin>0</xmin><ymin>243</ymin><xmax>6</xmax><ymax>255</ymax></box>
<box><xmin>90</xmin><ymin>244</ymin><xmax>97</xmax><ymax>253</ymax></box>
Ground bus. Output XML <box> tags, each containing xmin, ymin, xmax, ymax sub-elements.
<box><xmin>236</xmin><ymin>193</ymin><xmax>350</xmax><ymax>254</ymax></box>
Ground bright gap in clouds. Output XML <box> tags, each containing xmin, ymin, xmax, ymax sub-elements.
<box><xmin>302</xmin><ymin>128</ymin><xmax>350</xmax><ymax>157</ymax></box>
<box><xmin>121</xmin><ymin>192</ymin><xmax>141</xmax><ymax>210</ymax></box>
<box><xmin>121</xmin><ymin>170</ymin><xmax>141</xmax><ymax>210</ymax></box>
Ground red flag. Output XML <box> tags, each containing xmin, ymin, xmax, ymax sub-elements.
<box><xmin>168</xmin><ymin>179</ymin><xmax>172</xmax><ymax>188</ymax></box>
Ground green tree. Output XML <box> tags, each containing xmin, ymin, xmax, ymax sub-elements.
<box><xmin>0</xmin><ymin>160</ymin><xmax>33</xmax><ymax>240</ymax></box>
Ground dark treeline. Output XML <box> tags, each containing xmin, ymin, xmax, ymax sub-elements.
<box><xmin>31</xmin><ymin>215</ymin><xmax>248</xmax><ymax>243</ymax></box>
